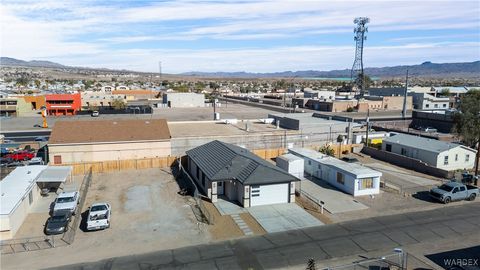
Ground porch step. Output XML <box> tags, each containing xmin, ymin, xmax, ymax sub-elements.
<box><xmin>230</xmin><ymin>214</ymin><xmax>254</xmax><ymax>236</ymax></box>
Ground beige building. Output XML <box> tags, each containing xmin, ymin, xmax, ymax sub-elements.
<box><xmin>0</xmin><ymin>97</ymin><xmax>31</xmax><ymax>116</ymax></box>
<box><xmin>48</xmin><ymin>119</ymin><xmax>172</xmax><ymax>164</ymax></box>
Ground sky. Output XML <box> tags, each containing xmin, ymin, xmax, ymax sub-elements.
<box><xmin>1</xmin><ymin>0</ymin><xmax>479</xmax><ymax>73</ymax></box>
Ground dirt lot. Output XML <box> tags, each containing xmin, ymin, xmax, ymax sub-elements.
<box><xmin>1</xmin><ymin>168</ymin><xmax>211</xmax><ymax>270</ymax></box>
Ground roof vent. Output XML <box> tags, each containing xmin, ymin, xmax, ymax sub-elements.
<box><xmin>27</xmin><ymin>171</ymin><xmax>31</xmax><ymax>174</ymax></box>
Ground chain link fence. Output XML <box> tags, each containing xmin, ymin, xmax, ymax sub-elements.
<box><xmin>174</xmin><ymin>159</ymin><xmax>214</xmax><ymax>225</ymax></box>
<box><xmin>61</xmin><ymin>167</ymin><xmax>92</xmax><ymax>244</ymax></box>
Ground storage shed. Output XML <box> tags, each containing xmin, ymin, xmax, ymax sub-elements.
<box><xmin>276</xmin><ymin>154</ymin><xmax>305</xmax><ymax>179</ymax></box>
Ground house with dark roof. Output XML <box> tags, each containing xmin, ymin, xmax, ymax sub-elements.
<box><xmin>186</xmin><ymin>140</ymin><xmax>299</xmax><ymax>207</ymax></box>
<box><xmin>382</xmin><ymin>133</ymin><xmax>477</xmax><ymax>171</ymax></box>
<box><xmin>48</xmin><ymin>119</ymin><xmax>171</xmax><ymax>164</ymax></box>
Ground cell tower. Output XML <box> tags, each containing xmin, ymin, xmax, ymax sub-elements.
<box><xmin>351</xmin><ymin>17</ymin><xmax>369</xmax><ymax>97</ymax></box>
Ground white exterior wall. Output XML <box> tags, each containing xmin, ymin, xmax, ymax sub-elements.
<box><xmin>49</xmin><ymin>141</ymin><xmax>171</xmax><ymax>164</ymax></box>
<box><xmin>301</xmin><ymin>156</ymin><xmax>379</xmax><ymax>196</ymax></box>
<box><xmin>0</xmin><ymin>184</ymin><xmax>41</xmax><ymax>240</ymax></box>
<box><xmin>412</xmin><ymin>93</ymin><xmax>449</xmax><ymax>110</ymax></box>
<box><xmin>276</xmin><ymin>156</ymin><xmax>304</xmax><ymax>179</ymax></box>
<box><xmin>382</xmin><ymin>141</ymin><xmax>439</xmax><ymax>166</ymax></box>
<box><xmin>382</xmin><ymin>142</ymin><xmax>476</xmax><ymax>170</ymax></box>
<box><xmin>435</xmin><ymin>147</ymin><xmax>476</xmax><ymax>170</ymax></box>
<box><xmin>163</xmin><ymin>93</ymin><xmax>205</xmax><ymax>108</ymax></box>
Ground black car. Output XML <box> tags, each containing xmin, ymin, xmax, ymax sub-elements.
<box><xmin>45</xmin><ymin>210</ymin><xmax>72</xmax><ymax>235</ymax></box>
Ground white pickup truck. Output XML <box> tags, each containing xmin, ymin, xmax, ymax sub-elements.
<box><xmin>86</xmin><ymin>203</ymin><xmax>111</xmax><ymax>231</ymax></box>
<box><xmin>53</xmin><ymin>191</ymin><xmax>80</xmax><ymax>214</ymax></box>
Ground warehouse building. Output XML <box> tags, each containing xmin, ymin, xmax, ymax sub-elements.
<box><xmin>48</xmin><ymin>119</ymin><xmax>171</xmax><ymax>164</ymax></box>
<box><xmin>382</xmin><ymin>133</ymin><xmax>477</xmax><ymax>171</ymax></box>
<box><xmin>162</xmin><ymin>93</ymin><xmax>205</xmax><ymax>108</ymax></box>
<box><xmin>289</xmin><ymin>148</ymin><xmax>382</xmax><ymax>196</ymax></box>
<box><xmin>186</xmin><ymin>140</ymin><xmax>298</xmax><ymax>207</ymax></box>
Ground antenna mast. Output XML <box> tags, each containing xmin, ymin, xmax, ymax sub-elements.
<box><xmin>351</xmin><ymin>17</ymin><xmax>370</xmax><ymax>97</ymax></box>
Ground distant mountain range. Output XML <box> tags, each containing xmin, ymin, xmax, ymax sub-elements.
<box><xmin>1</xmin><ymin>57</ymin><xmax>478</xmax><ymax>78</ymax></box>
<box><xmin>182</xmin><ymin>61</ymin><xmax>480</xmax><ymax>78</ymax></box>
<box><xmin>0</xmin><ymin>57</ymin><xmax>66</xmax><ymax>68</ymax></box>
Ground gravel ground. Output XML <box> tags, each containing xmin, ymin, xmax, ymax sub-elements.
<box><xmin>1</xmin><ymin>168</ymin><xmax>211</xmax><ymax>270</ymax></box>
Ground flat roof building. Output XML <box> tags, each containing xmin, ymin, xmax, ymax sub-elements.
<box><xmin>48</xmin><ymin>119</ymin><xmax>171</xmax><ymax>164</ymax></box>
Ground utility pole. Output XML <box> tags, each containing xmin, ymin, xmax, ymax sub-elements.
<box><xmin>402</xmin><ymin>69</ymin><xmax>408</xmax><ymax>119</ymax></box>
<box><xmin>365</xmin><ymin>108</ymin><xmax>370</xmax><ymax>147</ymax></box>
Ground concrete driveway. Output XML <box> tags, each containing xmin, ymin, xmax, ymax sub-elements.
<box><xmin>247</xmin><ymin>203</ymin><xmax>322</xmax><ymax>233</ymax></box>
<box><xmin>299</xmin><ymin>177</ymin><xmax>369</xmax><ymax>214</ymax></box>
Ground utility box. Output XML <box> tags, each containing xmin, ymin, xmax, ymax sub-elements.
<box><xmin>276</xmin><ymin>153</ymin><xmax>304</xmax><ymax>179</ymax></box>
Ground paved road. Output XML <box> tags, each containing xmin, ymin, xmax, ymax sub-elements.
<box><xmin>48</xmin><ymin>202</ymin><xmax>480</xmax><ymax>270</ymax></box>
<box><xmin>1</xmin><ymin>130</ymin><xmax>51</xmax><ymax>142</ymax></box>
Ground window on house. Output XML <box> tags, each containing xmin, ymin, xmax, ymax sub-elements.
<box><xmin>401</xmin><ymin>148</ymin><xmax>408</xmax><ymax>156</ymax></box>
<box><xmin>359</xmin><ymin>178</ymin><xmax>374</xmax><ymax>190</ymax></box>
<box><xmin>443</xmin><ymin>104</ymin><xmax>447</xmax><ymax>108</ymax></box>
<box><xmin>54</xmin><ymin>155</ymin><xmax>62</xmax><ymax>164</ymax></box>
<box><xmin>336</xmin><ymin>172</ymin><xmax>345</xmax><ymax>185</ymax></box>
<box><xmin>466</xmin><ymin>154</ymin><xmax>470</xmax><ymax>162</ymax></box>
<box><xmin>425</xmin><ymin>104</ymin><xmax>430</xmax><ymax>108</ymax></box>
<box><xmin>385</xmin><ymin>144</ymin><xmax>392</xmax><ymax>152</ymax></box>
<box><xmin>455</xmin><ymin>154</ymin><xmax>458</xmax><ymax>161</ymax></box>
<box><xmin>28</xmin><ymin>190</ymin><xmax>33</xmax><ymax>205</ymax></box>
<box><xmin>444</xmin><ymin>156</ymin><xmax>449</xmax><ymax>165</ymax></box>
<box><xmin>434</xmin><ymin>104</ymin><xmax>438</xmax><ymax>108</ymax></box>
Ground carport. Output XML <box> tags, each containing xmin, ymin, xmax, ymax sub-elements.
<box><xmin>36</xmin><ymin>166</ymin><xmax>73</xmax><ymax>193</ymax></box>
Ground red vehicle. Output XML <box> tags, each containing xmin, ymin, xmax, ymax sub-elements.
<box><xmin>4</xmin><ymin>151</ymin><xmax>35</xmax><ymax>161</ymax></box>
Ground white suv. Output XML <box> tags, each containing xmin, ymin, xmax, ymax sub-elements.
<box><xmin>54</xmin><ymin>191</ymin><xmax>80</xmax><ymax>215</ymax></box>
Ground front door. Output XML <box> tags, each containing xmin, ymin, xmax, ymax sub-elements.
<box><xmin>217</xmin><ymin>181</ymin><xmax>224</xmax><ymax>195</ymax></box>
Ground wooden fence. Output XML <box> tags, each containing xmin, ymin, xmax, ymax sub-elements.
<box><xmin>61</xmin><ymin>145</ymin><xmax>363</xmax><ymax>175</ymax></box>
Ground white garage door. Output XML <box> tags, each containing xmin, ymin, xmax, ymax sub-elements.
<box><xmin>250</xmin><ymin>183</ymin><xmax>289</xmax><ymax>207</ymax></box>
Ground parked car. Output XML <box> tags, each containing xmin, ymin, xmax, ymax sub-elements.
<box><xmin>86</xmin><ymin>202</ymin><xmax>111</xmax><ymax>231</ymax></box>
<box><xmin>33</xmin><ymin>124</ymin><xmax>42</xmax><ymax>128</ymax></box>
<box><xmin>4</xmin><ymin>151</ymin><xmax>35</xmax><ymax>161</ymax></box>
<box><xmin>429</xmin><ymin>182</ymin><xmax>479</xmax><ymax>204</ymax></box>
<box><xmin>0</xmin><ymin>157</ymin><xmax>12</xmax><ymax>167</ymax></box>
<box><xmin>28</xmin><ymin>157</ymin><xmax>44</xmax><ymax>165</ymax></box>
<box><xmin>45</xmin><ymin>210</ymin><xmax>72</xmax><ymax>235</ymax></box>
<box><xmin>54</xmin><ymin>191</ymin><xmax>80</xmax><ymax>214</ymax></box>
<box><xmin>2</xmin><ymin>139</ymin><xmax>14</xmax><ymax>144</ymax></box>
<box><xmin>34</xmin><ymin>136</ymin><xmax>48</xmax><ymax>142</ymax></box>
<box><xmin>91</xmin><ymin>111</ymin><xmax>99</xmax><ymax>117</ymax></box>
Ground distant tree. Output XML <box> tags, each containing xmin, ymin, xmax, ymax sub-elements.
<box><xmin>111</xmin><ymin>98</ymin><xmax>126</xmax><ymax>110</ymax></box>
<box><xmin>34</xmin><ymin>79</ymin><xmax>41</xmax><ymax>89</ymax></box>
<box><xmin>364</xmin><ymin>75</ymin><xmax>373</xmax><ymax>89</ymax></box>
<box><xmin>16</xmin><ymin>76</ymin><xmax>29</xmax><ymax>87</ymax></box>
<box><xmin>439</xmin><ymin>88</ymin><xmax>450</xmax><ymax>96</ymax></box>
<box><xmin>319</xmin><ymin>145</ymin><xmax>335</xmax><ymax>156</ymax></box>
<box><xmin>454</xmin><ymin>90</ymin><xmax>480</xmax><ymax>175</ymax></box>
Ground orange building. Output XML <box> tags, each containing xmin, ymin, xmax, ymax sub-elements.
<box><xmin>21</xmin><ymin>95</ymin><xmax>46</xmax><ymax>110</ymax></box>
<box><xmin>45</xmin><ymin>93</ymin><xmax>82</xmax><ymax>116</ymax></box>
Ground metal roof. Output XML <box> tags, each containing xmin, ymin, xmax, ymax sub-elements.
<box><xmin>37</xmin><ymin>166</ymin><xmax>72</xmax><ymax>183</ymax></box>
<box><xmin>383</xmin><ymin>133</ymin><xmax>473</xmax><ymax>154</ymax></box>
<box><xmin>289</xmin><ymin>148</ymin><xmax>381</xmax><ymax>178</ymax></box>
<box><xmin>186</xmin><ymin>140</ymin><xmax>299</xmax><ymax>185</ymax></box>
<box><xmin>0</xmin><ymin>165</ymin><xmax>47</xmax><ymax>215</ymax></box>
